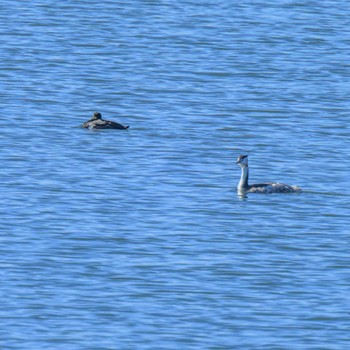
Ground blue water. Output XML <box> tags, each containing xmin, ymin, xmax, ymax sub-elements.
<box><xmin>1</xmin><ymin>1</ymin><xmax>350</xmax><ymax>349</ymax></box>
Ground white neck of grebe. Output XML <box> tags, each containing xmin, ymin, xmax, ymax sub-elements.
<box><xmin>238</xmin><ymin>165</ymin><xmax>249</xmax><ymax>191</ymax></box>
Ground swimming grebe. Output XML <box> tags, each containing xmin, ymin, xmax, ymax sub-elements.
<box><xmin>236</xmin><ymin>155</ymin><xmax>301</xmax><ymax>193</ymax></box>
<box><xmin>82</xmin><ymin>112</ymin><xmax>129</xmax><ymax>130</ymax></box>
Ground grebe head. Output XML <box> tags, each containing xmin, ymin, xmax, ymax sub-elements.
<box><xmin>92</xmin><ymin>112</ymin><xmax>102</xmax><ymax>120</ymax></box>
<box><xmin>236</xmin><ymin>154</ymin><xmax>248</xmax><ymax>167</ymax></box>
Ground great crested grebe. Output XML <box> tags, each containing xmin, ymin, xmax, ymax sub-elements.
<box><xmin>236</xmin><ymin>155</ymin><xmax>301</xmax><ymax>194</ymax></box>
<box><xmin>82</xmin><ymin>112</ymin><xmax>129</xmax><ymax>130</ymax></box>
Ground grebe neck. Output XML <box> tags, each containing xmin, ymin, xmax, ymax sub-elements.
<box><xmin>238</xmin><ymin>165</ymin><xmax>249</xmax><ymax>191</ymax></box>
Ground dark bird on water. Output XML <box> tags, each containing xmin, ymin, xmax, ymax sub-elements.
<box><xmin>82</xmin><ymin>112</ymin><xmax>129</xmax><ymax>130</ymax></box>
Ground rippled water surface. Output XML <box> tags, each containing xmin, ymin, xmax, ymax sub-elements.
<box><xmin>1</xmin><ymin>1</ymin><xmax>350</xmax><ymax>349</ymax></box>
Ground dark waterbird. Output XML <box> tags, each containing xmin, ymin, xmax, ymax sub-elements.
<box><xmin>82</xmin><ymin>112</ymin><xmax>129</xmax><ymax>130</ymax></box>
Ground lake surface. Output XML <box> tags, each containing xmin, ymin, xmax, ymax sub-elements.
<box><xmin>1</xmin><ymin>1</ymin><xmax>350</xmax><ymax>349</ymax></box>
